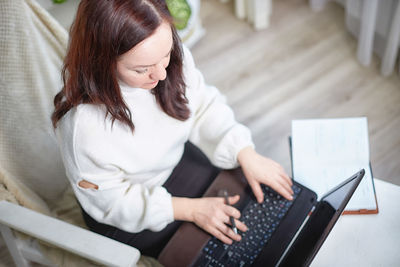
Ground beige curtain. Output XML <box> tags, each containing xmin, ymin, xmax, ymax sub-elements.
<box><xmin>310</xmin><ymin>0</ymin><xmax>400</xmax><ymax>76</ymax></box>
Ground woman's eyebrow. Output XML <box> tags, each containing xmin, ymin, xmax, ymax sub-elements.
<box><xmin>132</xmin><ymin>46</ymin><xmax>173</xmax><ymax>68</ymax></box>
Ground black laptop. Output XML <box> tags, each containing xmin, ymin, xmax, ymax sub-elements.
<box><xmin>159</xmin><ymin>168</ymin><xmax>365</xmax><ymax>267</ymax></box>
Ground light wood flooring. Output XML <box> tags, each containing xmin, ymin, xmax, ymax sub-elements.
<box><xmin>192</xmin><ymin>0</ymin><xmax>400</xmax><ymax>186</ymax></box>
<box><xmin>1</xmin><ymin>0</ymin><xmax>400</xmax><ymax>266</ymax></box>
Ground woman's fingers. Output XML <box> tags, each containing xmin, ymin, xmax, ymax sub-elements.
<box><xmin>248</xmin><ymin>175</ymin><xmax>294</xmax><ymax>201</ymax></box>
<box><xmin>206</xmin><ymin>216</ymin><xmax>242</xmax><ymax>244</ymax></box>
<box><xmin>248</xmin><ymin>179</ymin><xmax>264</xmax><ymax>203</ymax></box>
<box><xmin>232</xmin><ymin>218</ymin><xmax>248</xmax><ymax>233</ymax></box>
<box><xmin>227</xmin><ymin>195</ymin><xmax>241</xmax><ymax>205</ymax></box>
<box><xmin>274</xmin><ymin>170</ymin><xmax>294</xmax><ymax>200</ymax></box>
<box><xmin>208</xmin><ymin>225</ymin><xmax>235</xmax><ymax>244</ymax></box>
<box><xmin>216</xmin><ymin>220</ymin><xmax>241</xmax><ymax>242</ymax></box>
<box><xmin>224</xmin><ymin>196</ymin><xmax>241</xmax><ymax>215</ymax></box>
<box><xmin>257</xmin><ymin>164</ymin><xmax>294</xmax><ymax>201</ymax></box>
<box><xmin>279</xmin><ymin>168</ymin><xmax>293</xmax><ymax>186</ymax></box>
<box><xmin>272</xmin><ymin>180</ymin><xmax>294</xmax><ymax>200</ymax></box>
<box><xmin>215</xmin><ymin>198</ymin><xmax>249</xmax><ymax>244</ymax></box>
<box><xmin>277</xmin><ymin>175</ymin><xmax>294</xmax><ymax>195</ymax></box>
<box><xmin>239</xmin><ymin>151</ymin><xmax>296</xmax><ymax>201</ymax></box>
<box><xmin>191</xmin><ymin>196</ymin><xmax>250</xmax><ymax>245</ymax></box>
<box><xmin>222</xmin><ymin>201</ymin><xmax>248</xmax><ymax>233</ymax></box>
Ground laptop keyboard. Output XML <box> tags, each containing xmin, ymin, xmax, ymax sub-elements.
<box><xmin>192</xmin><ymin>183</ymin><xmax>302</xmax><ymax>267</ymax></box>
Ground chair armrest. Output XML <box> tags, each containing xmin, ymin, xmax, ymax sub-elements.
<box><xmin>0</xmin><ymin>201</ymin><xmax>140</xmax><ymax>267</ymax></box>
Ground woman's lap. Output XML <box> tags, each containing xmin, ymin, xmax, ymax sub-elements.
<box><xmin>81</xmin><ymin>142</ymin><xmax>220</xmax><ymax>258</ymax></box>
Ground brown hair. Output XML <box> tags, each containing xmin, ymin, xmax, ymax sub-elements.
<box><xmin>51</xmin><ymin>0</ymin><xmax>190</xmax><ymax>131</ymax></box>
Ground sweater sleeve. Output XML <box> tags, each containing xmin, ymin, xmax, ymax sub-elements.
<box><xmin>60</xmin><ymin>107</ymin><xmax>174</xmax><ymax>233</ymax></box>
<box><xmin>183</xmin><ymin>46</ymin><xmax>255</xmax><ymax>169</ymax></box>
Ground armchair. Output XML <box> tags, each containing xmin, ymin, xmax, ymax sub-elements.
<box><xmin>0</xmin><ymin>0</ymin><xmax>156</xmax><ymax>266</ymax></box>
<box><xmin>0</xmin><ymin>201</ymin><xmax>139</xmax><ymax>267</ymax></box>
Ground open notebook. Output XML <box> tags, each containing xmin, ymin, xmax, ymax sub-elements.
<box><xmin>290</xmin><ymin>117</ymin><xmax>378</xmax><ymax>214</ymax></box>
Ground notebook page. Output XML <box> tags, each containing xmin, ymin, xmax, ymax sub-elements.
<box><xmin>291</xmin><ymin>117</ymin><xmax>376</xmax><ymax>211</ymax></box>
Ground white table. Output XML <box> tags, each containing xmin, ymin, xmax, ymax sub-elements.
<box><xmin>312</xmin><ymin>179</ymin><xmax>400</xmax><ymax>267</ymax></box>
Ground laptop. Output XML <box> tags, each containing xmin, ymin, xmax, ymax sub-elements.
<box><xmin>158</xmin><ymin>168</ymin><xmax>365</xmax><ymax>267</ymax></box>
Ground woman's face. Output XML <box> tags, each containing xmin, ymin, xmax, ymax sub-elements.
<box><xmin>116</xmin><ymin>22</ymin><xmax>173</xmax><ymax>90</ymax></box>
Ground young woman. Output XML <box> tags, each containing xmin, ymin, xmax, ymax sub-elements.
<box><xmin>52</xmin><ymin>0</ymin><xmax>293</xmax><ymax>258</ymax></box>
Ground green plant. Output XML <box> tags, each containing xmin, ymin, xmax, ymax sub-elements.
<box><xmin>50</xmin><ymin>0</ymin><xmax>192</xmax><ymax>30</ymax></box>
<box><xmin>166</xmin><ymin>0</ymin><xmax>192</xmax><ymax>30</ymax></box>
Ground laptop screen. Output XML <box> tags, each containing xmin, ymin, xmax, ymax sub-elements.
<box><xmin>278</xmin><ymin>169</ymin><xmax>365</xmax><ymax>267</ymax></box>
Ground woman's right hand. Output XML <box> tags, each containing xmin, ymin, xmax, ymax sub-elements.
<box><xmin>172</xmin><ymin>196</ymin><xmax>248</xmax><ymax>244</ymax></box>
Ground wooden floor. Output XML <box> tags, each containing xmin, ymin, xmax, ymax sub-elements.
<box><xmin>1</xmin><ymin>0</ymin><xmax>400</xmax><ymax>266</ymax></box>
<box><xmin>192</xmin><ymin>0</ymin><xmax>400</xmax><ymax>186</ymax></box>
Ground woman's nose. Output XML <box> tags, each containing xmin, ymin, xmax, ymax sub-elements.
<box><xmin>150</xmin><ymin>63</ymin><xmax>167</xmax><ymax>81</ymax></box>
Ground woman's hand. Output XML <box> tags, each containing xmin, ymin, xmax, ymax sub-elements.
<box><xmin>237</xmin><ymin>146</ymin><xmax>294</xmax><ymax>203</ymax></box>
<box><xmin>172</xmin><ymin>196</ymin><xmax>248</xmax><ymax>244</ymax></box>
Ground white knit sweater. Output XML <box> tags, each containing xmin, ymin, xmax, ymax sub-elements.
<box><xmin>55</xmin><ymin>46</ymin><xmax>254</xmax><ymax>233</ymax></box>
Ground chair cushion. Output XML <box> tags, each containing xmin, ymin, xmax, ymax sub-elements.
<box><xmin>0</xmin><ymin>0</ymin><xmax>69</xmax><ymax>203</ymax></box>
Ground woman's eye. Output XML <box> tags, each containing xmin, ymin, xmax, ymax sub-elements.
<box><xmin>134</xmin><ymin>69</ymin><xmax>148</xmax><ymax>74</ymax></box>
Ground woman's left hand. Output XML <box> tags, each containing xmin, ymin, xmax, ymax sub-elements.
<box><xmin>237</xmin><ymin>146</ymin><xmax>294</xmax><ymax>203</ymax></box>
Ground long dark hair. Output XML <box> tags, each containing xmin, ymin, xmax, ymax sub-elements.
<box><xmin>51</xmin><ymin>0</ymin><xmax>190</xmax><ymax>132</ymax></box>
